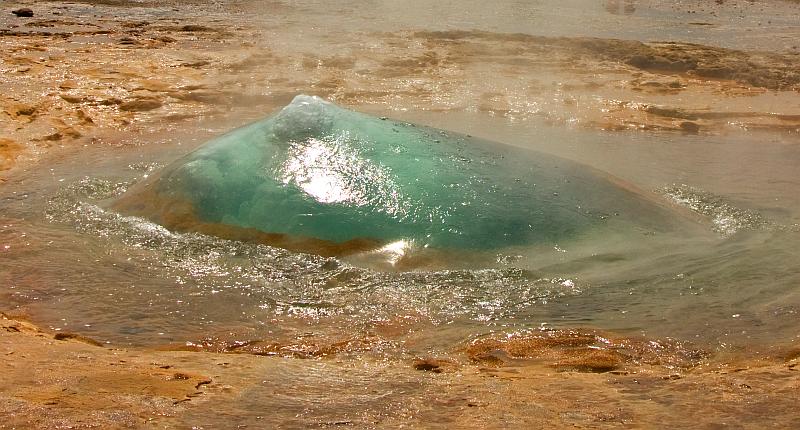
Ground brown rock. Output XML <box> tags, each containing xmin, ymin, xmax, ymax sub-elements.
<box><xmin>552</xmin><ymin>348</ymin><xmax>626</xmax><ymax>373</ymax></box>
<box><xmin>53</xmin><ymin>332</ymin><xmax>104</xmax><ymax>347</ymax></box>
<box><xmin>180</xmin><ymin>25</ymin><xmax>213</xmax><ymax>32</ymax></box>
<box><xmin>58</xmin><ymin>80</ymin><xmax>79</xmax><ymax>89</ymax></box>
<box><xmin>14</xmin><ymin>105</ymin><xmax>36</xmax><ymax>116</ymax></box>
<box><xmin>466</xmin><ymin>330</ymin><xmax>614</xmax><ymax>370</ymax></box>
<box><xmin>466</xmin><ymin>329</ymin><xmax>706</xmax><ymax>372</ymax></box>
<box><xmin>466</xmin><ymin>331</ymin><xmax>598</xmax><ymax>359</ymax></box>
<box><xmin>0</xmin><ymin>138</ymin><xmax>24</xmax><ymax>171</ymax></box>
<box><xmin>12</xmin><ymin>8</ymin><xmax>34</xmax><ymax>18</ymax></box>
<box><xmin>784</xmin><ymin>347</ymin><xmax>800</xmax><ymax>363</ymax></box>
<box><xmin>413</xmin><ymin>358</ymin><xmax>444</xmax><ymax>373</ymax></box>
<box><xmin>99</xmin><ymin>97</ymin><xmax>123</xmax><ymax>106</ymax></box>
<box><xmin>4</xmin><ymin>103</ymin><xmax>36</xmax><ymax>119</ymax></box>
<box><xmin>119</xmin><ymin>98</ymin><xmax>163</xmax><ymax>112</ymax></box>
<box><xmin>171</xmin><ymin>372</ymin><xmax>191</xmax><ymax>380</ymax></box>
<box><xmin>41</xmin><ymin>126</ymin><xmax>81</xmax><ymax>142</ymax></box>
<box><xmin>60</xmin><ymin>94</ymin><xmax>86</xmax><ymax>104</ymax></box>
<box><xmin>159</xmin><ymin>333</ymin><xmax>382</xmax><ymax>359</ymax></box>
<box><xmin>680</xmin><ymin>121</ymin><xmax>701</xmax><ymax>134</ymax></box>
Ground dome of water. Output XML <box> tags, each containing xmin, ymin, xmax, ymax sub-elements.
<box><xmin>112</xmin><ymin>95</ymin><xmax>683</xmax><ymax>255</ymax></box>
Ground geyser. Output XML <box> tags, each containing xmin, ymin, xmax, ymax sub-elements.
<box><xmin>112</xmin><ymin>95</ymin><xmax>683</xmax><ymax>256</ymax></box>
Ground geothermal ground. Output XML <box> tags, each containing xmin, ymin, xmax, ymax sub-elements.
<box><xmin>2</xmin><ymin>0</ymin><xmax>800</xmax><ymax>428</ymax></box>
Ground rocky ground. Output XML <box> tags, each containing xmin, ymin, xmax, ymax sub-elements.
<box><xmin>2</xmin><ymin>313</ymin><xmax>800</xmax><ymax>428</ymax></box>
<box><xmin>2</xmin><ymin>0</ymin><xmax>800</xmax><ymax>427</ymax></box>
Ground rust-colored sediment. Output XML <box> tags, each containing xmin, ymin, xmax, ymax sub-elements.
<box><xmin>111</xmin><ymin>181</ymin><xmax>502</xmax><ymax>269</ymax></box>
<box><xmin>0</xmin><ymin>138</ymin><xmax>23</xmax><ymax>174</ymax></box>
<box><xmin>3</xmin><ymin>313</ymin><xmax>800</xmax><ymax>428</ymax></box>
<box><xmin>0</xmin><ymin>313</ymin><xmax>213</xmax><ymax>428</ymax></box>
<box><xmin>158</xmin><ymin>334</ymin><xmax>386</xmax><ymax>359</ymax></box>
<box><xmin>111</xmin><ymin>183</ymin><xmax>383</xmax><ymax>257</ymax></box>
<box><xmin>464</xmin><ymin>329</ymin><xmax>706</xmax><ymax>373</ymax></box>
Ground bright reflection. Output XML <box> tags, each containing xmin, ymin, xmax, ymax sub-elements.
<box><xmin>378</xmin><ymin>239</ymin><xmax>411</xmax><ymax>266</ymax></box>
<box><xmin>279</xmin><ymin>136</ymin><xmax>409</xmax><ymax>217</ymax></box>
<box><xmin>281</xmin><ymin>138</ymin><xmax>352</xmax><ymax>204</ymax></box>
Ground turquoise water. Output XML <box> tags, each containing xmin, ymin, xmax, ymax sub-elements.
<box><xmin>1</xmin><ymin>1</ymin><xmax>799</xmax><ymax>426</ymax></box>
<box><xmin>0</xmin><ymin>0</ymin><xmax>799</xmax><ymax>366</ymax></box>
<box><xmin>1</xmin><ymin>106</ymin><xmax>797</xmax><ymax>356</ymax></box>
<box><xmin>115</xmin><ymin>96</ymin><xmax>688</xmax><ymax>250</ymax></box>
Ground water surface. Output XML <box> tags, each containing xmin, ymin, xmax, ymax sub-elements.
<box><xmin>1</xmin><ymin>5</ymin><xmax>800</xmax><ymax>427</ymax></box>
<box><xmin>2</xmin><ymin>106</ymin><xmax>798</xmax><ymax>357</ymax></box>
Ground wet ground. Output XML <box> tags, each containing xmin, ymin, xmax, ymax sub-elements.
<box><xmin>2</xmin><ymin>0</ymin><xmax>799</xmax><ymax>175</ymax></box>
<box><xmin>3</xmin><ymin>314</ymin><xmax>800</xmax><ymax>428</ymax></box>
<box><xmin>1</xmin><ymin>0</ymin><xmax>800</xmax><ymax>428</ymax></box>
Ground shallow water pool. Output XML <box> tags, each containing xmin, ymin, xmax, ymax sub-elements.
<box><xmin>2</xmin><ymin>106</ymin><xmax>798</xmax><ymax>361</ymax></box>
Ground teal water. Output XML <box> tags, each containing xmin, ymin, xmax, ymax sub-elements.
<box><xmin>116</xmin><ymin>96</ymin><xmax>686</xmax><ymax>250</ymax></box>
<box><xmin>1</xmin><ymin>107</ymin><xmax>797</xmax><ymax>356</ymax></box>
<box><xmin>1</xmin><ymin>1</ymin><xmax>799</xmax><ymax>426</ymax></box>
